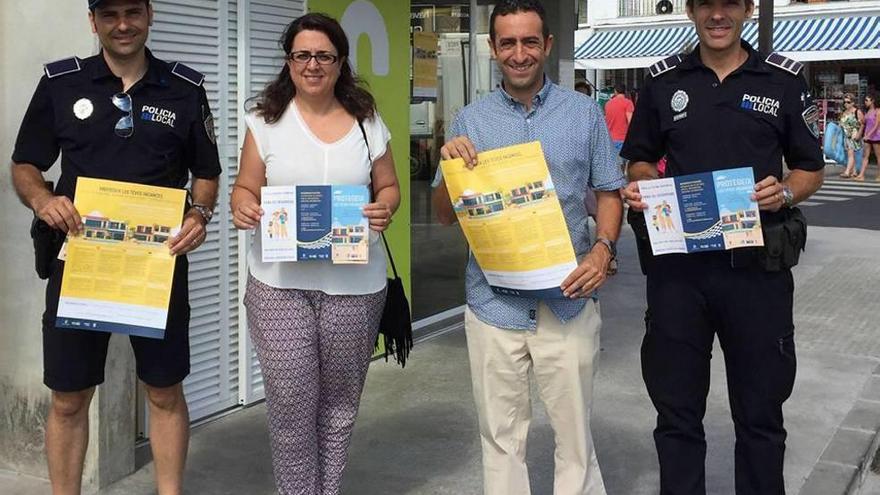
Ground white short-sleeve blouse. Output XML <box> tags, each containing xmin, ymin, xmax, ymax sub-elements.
<box><xmin>244</xmin><ymin>100</ymin><xmax>391</xmax><ymax>295</ymax></box>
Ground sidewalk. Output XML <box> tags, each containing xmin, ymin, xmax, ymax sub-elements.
<box><xmin>7</xmin><ymin>215</ymin><xmax>880</xmax><ymax>494</ymax></box>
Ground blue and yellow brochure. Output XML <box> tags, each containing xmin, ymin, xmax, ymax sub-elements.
<box><xmin>638</xmin><ymin>167</ymin><xmax>764</xmax><ymax>255</ymax></box>
<box><xmin>260</xmin><ymin>185</ymin><xmax>369</xmax><ymax>264</ymax></box>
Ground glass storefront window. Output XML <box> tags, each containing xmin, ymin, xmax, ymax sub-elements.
<box><xmin>410</xmin><ymin>2</ymin><xmax>470</xmax><ymax>320</ymax></box>
<box><xmin>409</xmin><ymin>1</ymin><xmax>500</xmax><ymax>321</ymax></box>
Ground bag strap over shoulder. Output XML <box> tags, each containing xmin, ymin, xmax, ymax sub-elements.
<box><xmin>358</xmin><ymin>117</ymin><xmax>400</xmax><ymax>277</ymax></box>
<box><xmin>357</xmin><ymin>118</ymin><xmax>372</xmax><ymax>162</ymax></box>
<box><xmin>381</xmin><ymin>233</ymin><xmax>399</xmax><ymax>278</ymax></box>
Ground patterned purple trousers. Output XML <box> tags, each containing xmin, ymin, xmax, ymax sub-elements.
<box><xmin>244</xmin><ymin>275</ymin><xmax>385</xmax><ymax>495</ymax></box>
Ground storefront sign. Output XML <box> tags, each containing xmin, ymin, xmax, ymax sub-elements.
<box><xmin>413</xmin><ymin>31</ymin><xmax>439</xmax><ymax>99</ymax></box>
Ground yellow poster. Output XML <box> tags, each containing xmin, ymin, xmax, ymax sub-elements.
<box><xmin>412</xmin><ymin>31</ymin><xmax>439</xmax><ymax>99</ymax></box>
<box><xmin>56</xmin><ymin>178</ymin><xmax>186</xmax><ymax>339</ymax></box>
<box><xmin>440</xmin><ymin>141</ymin><xmax>577</xmax><ymax>298</ymax></box>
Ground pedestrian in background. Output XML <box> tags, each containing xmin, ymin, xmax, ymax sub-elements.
<box><xmin>432</xmin><ymin>1</ymin><xmax>625</xmax><ymax>493</ymax></box>
<box><xmin>575</xmin><ymin>79</ymin><xmax>594</xmax><ymax>97</ymax></box>
<box><xmin>576</xmin><ymin>80</ymin><xmax>599</xmax><ymax>221</ymax></box>
<box><xmin>603</xmin><ymin>82</ymin><xmax>634</xmax><ymax>168</ymax></box>
<box><xmin>839</xmin><ymin>92</ymin><xmax>865</xmax><ymax>179</ymax></box>
<box><xmin>10</xmin><ymin>1</ymin><xmax>221</xmax><ymax>493</ymax></box>
<box><xmin>230</xmin><ymin>12</ymin><xmax>399</xmax><ymax>495</ymax></box>
<box><xmin>621</xmin><ymin>0</ymin><xmax>824</xmax><ymax>492</ymax></box>
<box><xmin>857</xmin><ymin>92</ymin><xmax>879</xmax><ymax>181</ymax></box>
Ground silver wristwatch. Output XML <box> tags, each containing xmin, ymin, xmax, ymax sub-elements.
<box><xmin>191</xmin><ymin>204</ymin><xmax>214</xmax><ymax>225</ymax></box>
<box><xmin>594</xmin><ymin>237</ymin><xmax>617</xmax><ymax>260</ymax></box>
<box><xmin>594</xmin><ymin>237</ymin><xmax>618</xmax><ymax>275</ymax></box>
<box><xmin>781</xmin><ymin>184</ymin><xmax>794</xmax><ymax>208</ymax></box>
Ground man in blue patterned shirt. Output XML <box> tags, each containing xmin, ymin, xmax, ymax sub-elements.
<box><xmin>431</xmin><ymin>1</ymin><xmax>625</xmax><ymax>493</ymax></box>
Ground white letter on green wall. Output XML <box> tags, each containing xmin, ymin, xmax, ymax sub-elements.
<box><xmin>340</xmin><ymin>0</ymin><xmax>389</xmax><ymax>76</ymax></box>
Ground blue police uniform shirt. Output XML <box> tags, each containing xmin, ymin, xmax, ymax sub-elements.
<box><xmin>621</xmin><ymin>40</ymin><xmax>824</xmax><ymax>187</ymax></box>
<box><xmin>12</xmin><ymin>49</ymin><xmax>222</xmax><ymax>200</ymax></box>
<box><xmin>433</xmin><ymin>77</ymin><xmax>626</xmax><ymax>330</ymax></box>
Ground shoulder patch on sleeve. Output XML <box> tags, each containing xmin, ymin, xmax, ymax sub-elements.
<box><xmin>170</xmin><ymin>62</ymin><xmax>205</xmax><ymax>86</ymax></box>
<box><xmin>764</xmin><ymin>53</ymin><xmax>803</xmax><ymax>76</ymax></box>
<box><xmin>44</xmin><ymin>57</ymin><xmax>81</xmax><ymax>79</ymax></box>
<box><xmin>649</xmin><ymin>55</ymin><xmax>683</xmax><ymax>78</ymax></box>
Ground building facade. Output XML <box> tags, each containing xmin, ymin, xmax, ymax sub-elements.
<box><xmin>576</xmin><ymin>0</ymin><xmax>880</xmax><ymax>134</ymax></box>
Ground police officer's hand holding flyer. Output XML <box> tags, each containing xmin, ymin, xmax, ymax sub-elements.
<box><xmin>619</xmin><ymin>0</ymin><xmax>824</xmax><ymax>493</ymax></box>
<box><xmin>9</xmin><ymin>1</ymin><xmax>221</xmax><ymax>493</ymax></box>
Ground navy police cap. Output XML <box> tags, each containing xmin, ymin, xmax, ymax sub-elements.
<box><xmin>89</xmin><ymin>0</ymin><xmax>150</xmax><ymax>9</ymax></box>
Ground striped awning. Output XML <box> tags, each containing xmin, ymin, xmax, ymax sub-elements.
<box><xmin>575</xmin><ymin>15</ymin><xmax>880</xmax><ymax>69</ymax></box>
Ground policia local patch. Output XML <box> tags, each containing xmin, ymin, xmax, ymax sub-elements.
<box><xmin>141</xmin><ymin>105</ymin><xmax>177</xmax><ymax>128</ymax></box>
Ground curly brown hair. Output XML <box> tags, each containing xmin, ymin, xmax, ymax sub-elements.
<box><xmin>250</xmin><ymin>13</ymin><xmax>376</xmax><ymax>124</ymax></box>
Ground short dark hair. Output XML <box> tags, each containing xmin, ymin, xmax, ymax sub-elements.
<box><xmin>489</xmin><ymin>0</ymin><xmax>550</xmax><ymax>42</ymax></box>
<box><xmin>686</xmin><ymin>0</ymin><xmax>754</xmax><ymax>8</ymax></box>
<box><xmin>575</xmin><ymin>81</ymin><xmax>592</xmax><ymax>96</ymax></box>
<box><xmin>614</xmin><ymin>83</ymin><xmax>626</xmax><ymax>94</ymax></box>
<box><xmin>89</xmin><ymin>0</ymin><xmax>150</xmax><ymax>11</ymax></box>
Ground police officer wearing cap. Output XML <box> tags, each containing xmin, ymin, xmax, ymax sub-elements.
<box><xmin>10</xmin><ymin>0</ymin><xmax>220</xmax><ymax>493</ymax></box>
<box><xmin>621</xmin><ymin>0</ymin><xmax>823</xmax><ymax>493</ymax></box>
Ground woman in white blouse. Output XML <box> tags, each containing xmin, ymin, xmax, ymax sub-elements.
<box><xmin>230</xmin><ymin>12</ymin><xmax>399</xmax><ymax>495</ymax></box>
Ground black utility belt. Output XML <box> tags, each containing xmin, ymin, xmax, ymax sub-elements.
<box><xmin>751</xmin><ymin>206</ymin><xmax>807</xmax><ymax>272</ymax></box>
<box><xmin>724</xmin><ymin>207</ymin><xmax>807</xmax><ymax>271</ymax></box>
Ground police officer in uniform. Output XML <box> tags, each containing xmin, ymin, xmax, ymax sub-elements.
<box><xmin>621</xmin><ymin>0</ymin><xmax>823</xmax><ymax>493</ymax></box>
<box><xmin>10</xmin><ymin>1</ymin><xmax>220</xmax><ymax>493</ymax></box>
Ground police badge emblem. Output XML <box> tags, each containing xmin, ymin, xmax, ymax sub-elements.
<box><xmin>802</xmin><ymin>105</ymin><xmax>820</xmax><ymax>139</ymax></box>
<box><xmin>202</xmin><ymin>104</ymin><xmax>216</xmax><ymax>144</ymax></box>
<box><xmin>73</xmin><ymin>98</ymin><xmax>93</xmax><ymax>120</ymax></box>
<box><xmin>204</xmin><ymin>114</ymin><xmax>216</xmax><ymax>145</ymax></box>
<box><xmin>671</xmin><ymin>90</ymin><xmax>689</xmax><ymax>113</ymax></box>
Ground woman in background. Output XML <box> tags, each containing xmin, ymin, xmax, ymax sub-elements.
<box><xmin>857</xmin><ymin>93</ymin><xmax>879</xmax><ymax>181</ymax></box>
<box><xmin>839</xmin><ymin>92</ymin><xmax>865</xmax><ymax>179</ymax></box>
<box><xmin>230</xmin><ymin>12</ymin><xmax>399</xmax><ymax>495</ymax></box>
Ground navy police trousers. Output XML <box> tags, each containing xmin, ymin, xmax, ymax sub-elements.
<box><xmin>643</xmin><ymin>251</ymin><xmax>796</xmax><ymax>495</ymax></box>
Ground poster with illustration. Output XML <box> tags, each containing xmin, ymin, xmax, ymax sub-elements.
<box><xmin>441</xmin><ymin>141</ymin><xmax>577</xmax><ymax>298</ymax></box>
<box><xmin>56</xmin><ymin>178</ymin><xmax>186</xmax><ymax>339</ymax></box>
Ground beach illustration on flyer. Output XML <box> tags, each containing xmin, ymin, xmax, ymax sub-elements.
<box><xmin>440</xmin><ymin>141</ymin><xmax>577</xmax><ymax>299</ymax></box>
<box><xmin>639</xmin><ymin>178</ymin><xmax>687</xmax><ymax>255</ymax></box>
<box><xmin>330</xmin><ymin>185</ymin><xmax>370</xmax><ymax>264</ymax></box>
<box><xmin>268</xmin><ymin>209</ymin><xmax>292</xmax><ymax>239</ymax></box>
<box><xmin>638</xmin><ymin>166</ymin><xmax>764</xmax><ymax>256</ymax></box>
<box><xmin>714</xmin><ymin>168</ymin><xmax>764</xmax><ymax>249</ymax></box>
<box><xmin>260</xmin><ymin>185</ymin><xmax>369</xmax><ymax>264</ymax></box>
<box><xmin>56</xmin><ymin>177</ymin><xmax>186</xmax><ymax>339</ymax></box>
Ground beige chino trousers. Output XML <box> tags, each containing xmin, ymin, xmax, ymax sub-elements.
<box><xmin>464</xmin><ymin>300</ymin><xmax>606</xmax><ymax>495</ymax></box>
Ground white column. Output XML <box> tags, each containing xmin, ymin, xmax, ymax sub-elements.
<box><xmin>0</xmin><ymin>2</ymin><xmax>136</xmax><ymax>491</ymax></box>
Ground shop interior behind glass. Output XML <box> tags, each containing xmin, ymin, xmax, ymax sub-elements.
<box><xmin>409</xmin><ymin>1</ymin><xmax>498</xmax><ymax>320</ymax></box>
